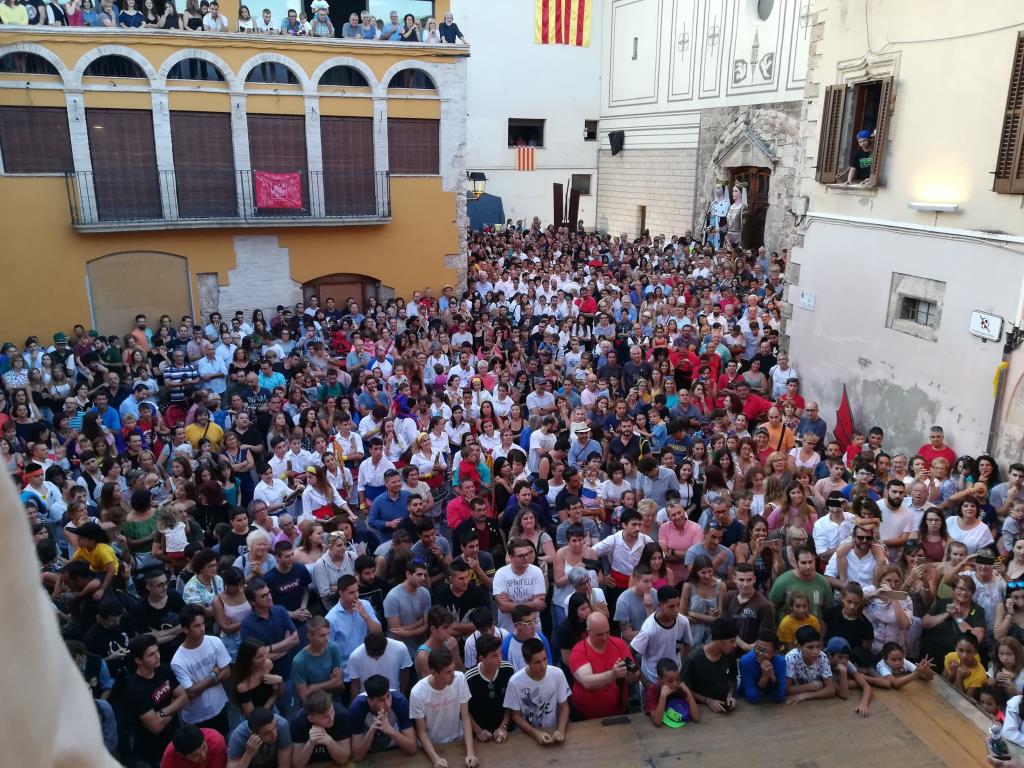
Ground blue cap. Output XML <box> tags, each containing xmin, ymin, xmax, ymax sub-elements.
<box><xmin>856</xmin><ymin>129</ymin><xmax>872</xmax><ymax>140</ymax></box>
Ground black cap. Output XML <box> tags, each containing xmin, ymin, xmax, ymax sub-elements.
<box><xmin>66</xmin><ymin>522</ymin><xmax>110</xmax><ymax>544</ymax></box>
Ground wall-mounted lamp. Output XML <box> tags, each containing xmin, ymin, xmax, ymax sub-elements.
<box><xmin>467</xmin><ymin>171</ymin><xmax>487</xmax><ymax>199</ymax></box>
<box><xmin>908</xmin><ymin>201</ymin><xmax>960</xmax><ymax>213</ymax></box>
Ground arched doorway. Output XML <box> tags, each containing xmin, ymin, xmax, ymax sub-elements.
<box><xmin>303</xmin><ymin>273</ymin><xmax>381</xmax><ymax>311</ymax></box>
<box><xmin>88</xmin><ymin>252</ymin><xmax>192</xmax><ymax>335</ymax></box>
<box><xmin>729</xmin><ymin>166</ymin><xmax>771</xmax><ymax>250</ymax></box>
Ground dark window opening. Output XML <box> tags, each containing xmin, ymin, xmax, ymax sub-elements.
<box><xmin>571</xmin><ymin>174</ymin><xmax>592</xmax><ymax>196</ymax></box>
<box><xmin>84</xmin><ymin>55</ymin><xmax>146</xmax><ymax>79</ymax></box>
<box><xmin>320</xmin><ymin>66</ymin><xmax>370</xmax><ymax>88</ymax></box>
<box><xmin>584</xmin><ymin>120</ymin><xmax>598</xmax><ymax>141</ymax></box>
<box><xmin>508</xmin><ymin>118</ymin><xmax>544</xmax><ymax>148</ymax></box>
<box><xmin>387</xmin><ymin>70</ymin><xmax>436</xmax><ymax>90</ymax></box>
<box><xmin>0</xmin><ymin>53</ymin><xmax>59</xmax><ymax>76</ymax></box>
<box><xmin>245</xmin><ymin>63</ymin><xmax>299</xmax><ymax>85</ymax></box>
<box><xmin>899</xmin><ymin>297</ymin><xmax>938</xmax><ymax>327</ymax></box>
<box><xmin>167</xmin><ymin>59</ymin><xmax>225</xmax><ymax>82</ymax></box>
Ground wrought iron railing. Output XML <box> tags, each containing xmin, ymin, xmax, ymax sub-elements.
<box><xmin>65</xmin><ymin>169</ymin><xmax>390</xmax><ymax>227</ymax></box>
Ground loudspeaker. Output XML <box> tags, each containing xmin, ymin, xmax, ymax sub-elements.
<box><xmin>609</xmin><ymin>130</ymin><xmax>624</xmax><ymax>155</ymax></box>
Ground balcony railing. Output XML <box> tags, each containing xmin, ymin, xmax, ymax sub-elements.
<box><xmin>65</xmin><ymin>169</ymin><xmax>390</xmax><ymax>231</ymax></box>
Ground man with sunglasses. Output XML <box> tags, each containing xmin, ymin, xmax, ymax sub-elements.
<box><xmin>824</xmin><ymin>525</ymin><xmax>885</xmax><ymax>589</ymax></box>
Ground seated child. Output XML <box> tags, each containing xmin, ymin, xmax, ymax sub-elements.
<box><xmin>647</xmin><ymin>657</ymin><xmax>700</xmax><ymax>727</ymax></box>
<box><xmin>777</xmin><ymin>591</ymin><xmax>820</xmax><ymax>651</ymax></box>
<box><xmin>943</xmin><ymin>631</ymin><xmax>987</xmax><ymax>699</ymax></box>
<box><xmin>874</xmin><ymin>641</ymin><xmax>934</xmax><ymax>689</ymax></box>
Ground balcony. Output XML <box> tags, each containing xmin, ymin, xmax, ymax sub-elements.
<box><xmin>65</xmin><ymin>169</ymin><xmax>391</xmax><ymax>232</ymax></box>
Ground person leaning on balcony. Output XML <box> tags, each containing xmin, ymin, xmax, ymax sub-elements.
<box><xmin>158</xmin><ymin>0</ymin><xmax>182</xmax><ymax>28</ymax></box>
<box><xmin>340</xmin><ymin>11</ymin><xmax>361</xmax><ymax>38</ymax></box>
<box><xmin>421</xmin><ymin>17</ymin><xmax>440</xmax><ymax>43</ymax></box>
<box><xmin>40</xmin><ymin>0</ymin><xmax>68</xmax><ymax>24</ymax></box>
<box><xmin>118</xmin><ymin>0</ymin><xmax>143</xmax><ymax>27</ymax></box>
<box><xmin>309</xmin><ymin>0</ymin><xmax>332</xmax><ymax>38</ymax></box>
<box><xmin>398</xmin><ymin>12</ymin><xmax>419</xmax><ymax>42</ymax></box>
<box><xmin>236</xmin><ymin>4</ymin><xmax>253</xmax><ymax>31</ymax></box>
<box><xmin>95</xmin><ymin>0</ymin><xmax>117</xmax><ymax>26</ymax></box>
<box><xmin>63</xmin><ymin>0</ymin><xmax>83</xmax><ymax>24</ymax></box>
<box><xmin>254</xmin><ymin>6</ymin><xmax>277</xmax><ymax>33</ymax></box>
<box><xmin>0</xmin><ymin>0</ymin><xmax>29</xmax><ymax>24</ymax></box>
<box><xmin>202</xmin><ymin>0</ymin><xmax>227</xmax><ymax>31</ymax></box>
<box><xmin>278</xmin><ymin>6</ymin><xmax>301</xmax><ymax>35</ymax></box>
<box><xmin>359</xmin><ymin>10</ymin><xmax>379</xmax><ymax>39</ymax></box>
<box><xmin>439</xmin><ymin>12</ymin><xmax>466</xmax><ymax>44</ymax></box>
<box><xmin>379</xmin><ymin>9</ymin><xmax>401</xmax><ymax>40</ymax></box>
<box><xmin>141</xmin><ymin>0</ymin><xmax>159</xmax><ymax>26</ymax></box>
<box><xmin>80</xmin><ymin>0</ymin><xmax>98</xmax><ymax>25</ymax></box>
<box><xmin>183</xmin><ymin>0</ymin><xmax>204</xmax><ymax>30</ymax></box>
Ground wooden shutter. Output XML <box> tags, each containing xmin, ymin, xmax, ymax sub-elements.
<box><xmin>388</xmin><ymin>118</ymin><xmax>439</xmax><ymax>175</ymax></box>
<box><xmin>995</xmin><ymin>32</ymin><xmax>1024</xmax><ymax>194</ymax></box>
<box><xmin>247</xmin><ymin>114</ymin><xmax>308</xmax><ymax>213</ymax></box>
<box><xmin>170</xmin><ymin>111</ymin><xmax>235</xmax><ymax>218</ymax></box>
<box><xmin>815</xmin><ymin>84</ymin><xmax>846</xmax><ymax>183</ymax></box>
<box><xmin>321</xmin><ymin>116</ymin><xmax>375</xmax><ymax>216</ymax></box>
<box><xmin>869</xmin><ymin>76</ymin><xmax>896</xmax><ymax>187</ymax></box>
<box><xmin>0</xmin><ymin>106</ymin><xmax>73</xmax><ymax>173</ymax></box>
<box><xmin>86</xmin><ymin>108</ymin><xmax>161</xmax><ymax>221</ymax></box>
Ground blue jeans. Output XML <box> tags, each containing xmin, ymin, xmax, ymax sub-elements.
<box><xmin>551</xmin><ymin>603</ymin><xmax>567</xmax><ymax>659</ymax></box>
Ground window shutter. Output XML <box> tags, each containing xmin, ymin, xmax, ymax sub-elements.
<box><xmin>994</xmin><ymin>32</ymin><xmax>1024</xmax><ymax>194</ymax></box>
<box><xmin>869</xmin><ymin>76</ymin><xmax>896</xmax><ymax>186</ymax></box>
<box><xmin>815</xmin><ymin>84</ymin><xmax>846</xmax><ymax>183</ymax></box>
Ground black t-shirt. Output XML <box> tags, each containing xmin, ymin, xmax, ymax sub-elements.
<box><xmin>431</xmin><ymin>582</ymin><xmax>489</xmax><ymax>627</ymax></box>
<box><xmin>290</xmin><ymin>703</ymin><xmax>351</xmax><ymax>762</ymax></box>
<box><xmin>850</xmin><ymin>144</ymin><xmax>873</xmax><ymax>180</ymax></box>
<box><xmin>358</xmin><ymin>577</ymin><xmax>390</xmax><ymax>623</ymax></box>
<box><xmin>124</xmin><ymin>666</ymin><xmax>181</xmax><ymax>762</ymax></box>
<box><xmin>219</xmin><ymin>529</ymin><xmax>251</xmax><ymax>560</ymax></box>
<box><xmin>135</xmin><ymin>592</ymin><xmax>186</xmax><ymax>663</ymax></box>
<box><xmin>682</xmin><ymin>645</ymin><xmax>737</xmax><ymax>701</ymax></box>
<box><xmin>465</xmin><ymin>663</ymin><xmax>515</xmax><ymax>731</ymax></box>
<box><xmin>84</xmin><ymin>620</ymin><xmax>135</xmax><ymax>680</ymax></box>
<box><xmin>237</xmin><ymin>426</ymin><xmax>267</xmax><ymax>457</ymax></box>
<box><xmin>822</xmin><ymin>605</ymin><xmax>874</xmax><ymax>651</ymax></box>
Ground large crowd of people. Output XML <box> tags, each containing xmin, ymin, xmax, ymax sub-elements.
<box><xmin>0</xmin><ymin>0</ymin><xmax>467</xmax><ymax>43</ymax></box>
<box><xmin>6</xmin><ymin>215</ymin><xmax>1020</xmax><ymax>767</ymax></box>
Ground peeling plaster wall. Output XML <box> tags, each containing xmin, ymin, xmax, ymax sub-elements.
<box><xmin>787</xmin><ymin>218</ymin><xmax>1020</xmax><ymax>459</ymax></box>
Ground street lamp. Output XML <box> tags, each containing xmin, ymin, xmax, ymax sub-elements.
<box><xmin>467</xmin><ymin>171</ymin><xmax>487</xmax><ymax>199</ymax></box>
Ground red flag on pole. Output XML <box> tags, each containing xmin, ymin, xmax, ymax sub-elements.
<box><xmin>833</xmin><ymin>384</ymin><xmax>855</xmax><ymax>451</ymax></box>
<box><xmin>254</xmin><ymin>171</ymin><xmax>303</xmax><ymax>209</ymax></box>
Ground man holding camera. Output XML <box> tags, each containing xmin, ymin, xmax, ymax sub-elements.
<box><xmin>568</xmin><ymin>612</ymin><xmax>640</xmax><ymax>720</ymax></box>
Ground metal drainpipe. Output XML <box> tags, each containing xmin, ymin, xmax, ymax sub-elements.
<box><xmin>987</xmin><ymin>329</ymin><xmax>1018</xmax><ymax>455</ymax></box>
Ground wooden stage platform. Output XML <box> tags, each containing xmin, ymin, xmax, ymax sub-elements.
<box><xmin>361</xmin><ymin>679</ymin><xmax>993</xmax><ymax>768</ymax></box>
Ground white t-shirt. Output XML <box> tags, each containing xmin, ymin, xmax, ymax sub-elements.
<box><xmin>824</xmin><ymin>548</ymin><xmax>881</xmax><ymax>587</ymax></box>
<box><xmin>170</xmin><ymin>636</ymin><xmax>231</xmax><ymax>724</ymax></box>
<box><xmin>630</xmin><ymin>612</ymin><xmax>694</xmax><ymax>682</ymax></box>
<box><xmin>344</xmin><ymin>637</ymin><xmax>413</xmax><ymax>686</ymax></box>
<box><xmin>812</xmin><ymin>513</ymin><xmax>855</xmax><ymax>556</ymax></box>
<box><xmin>503</xmin><ymin>667</ymin><xmax>571</xmax><ymax>729</ymax></box>
<box><xmin>528</xmin><ymin>429</ymin><xmax>556</xmax><ymax>473</ymax></box>
<box><xmin>409</xmin><ymin>671</ymin><xmax>471</xmax><ymax>745</ymax></box>
<box><xmin>492</xmin><ymin>564</ymin><xmax>546</xmax><ymax>633</ymax></box>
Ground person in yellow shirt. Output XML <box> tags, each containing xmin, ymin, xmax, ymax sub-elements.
<box><xmin>0</xmin><ymin>0</ymin><xmax>29</xmax><ymax>24</ymax></box>
<box><xmin>943</xmin><ymin>633</ymin><xmax>987</xmax><ymax>697</ymax></box>
<box><xmin>66</xmin><ymin>522</ymin><xmax>119</xmax><ymax>603</ymax></box>
<box><xmin>183</xmin><ymin>406</ymin><xmax>225</xmax><ymax>452</ymax></box>
<box><xmin>763</xmin><ymin>406</ymin><xmax>796</xmax><ymax>455</ymax></box>
<box><xmin>777</xmin><ymin>591</ymin><xmax>821</xmax><ymax>650</ymax></box>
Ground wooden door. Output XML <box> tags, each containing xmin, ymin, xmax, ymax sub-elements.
<box><xmin>304</xmin><ymin>274</ymin><xmax>380</xmax><ymax>310</ymax></box>
<box><xmin>88</xmin><ymin>252</ymin><xmax>192</xmax><ymax>335</ymax></box>
<box><xmin>730</xmin><ymin>166</ymin><xmax>771</xmax><ymax>249</ymax></box>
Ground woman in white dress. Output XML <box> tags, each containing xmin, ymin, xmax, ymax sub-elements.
<box><xmin>946</xmin><ymin>497</ymin><xmax>995</xmax><ymax>554</ymax></box>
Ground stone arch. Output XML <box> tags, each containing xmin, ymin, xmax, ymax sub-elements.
<box><xmin>156</xmin><ymin>48</ymin><xmax>236</xmax><ymax>90</ymax></box>
<box><xmin>70</xmin><ymin>45</ymin><xmax>158</xmax><ymax>89</ymax></box>
<box><xmin>696</xmin><ymin>105</ymin><xmax>801</xmax><ymax>253</ymax></box>
<box><xmin>233</xmin><ymin>53</ymin><xmax>311</xmax><ymax>95</ymax></box>
<box><xmin>0</xmin><ymin>42</ymin><xmax>71</xmax><ymax>86</ymax></box>
<box><xmin>375</xmin><ymin>61</ymin><xmax>444</xmax><ymax>100</ymax></box>
<box><xmin>309</xmin><ymin>56</ymin><xmax>378</xmax><ymax>93</ymax></box>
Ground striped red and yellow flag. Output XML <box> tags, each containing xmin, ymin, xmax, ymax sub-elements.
<box><xmin>535</xmin><ymin>0</ymin><xmax>591</xmax><ymax>47</ymax></box>
<box><xmin>516</xmin><ymin>146</ymin><xmax>536</xmax><ymax>171</ymax></box>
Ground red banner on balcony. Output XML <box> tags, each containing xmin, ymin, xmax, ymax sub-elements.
<box><xmin>254</xmin><ymin>171</ymin><xmax>303</xmax><ymax>209</ymax></box>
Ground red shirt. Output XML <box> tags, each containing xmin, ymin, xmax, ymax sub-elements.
<box><xmin>446</xmin><ymin>495</ymin><xmax>474</xmax><ymax>529</ymax></box>
<box><xmin>775</xmin><ymin>393</ymin><xmax>806</xmax><ymax>411</ymax></box>
<box><xmin>917</xmin><ymin>443</ymin><xmax>957</xmax><ymax>467</ymax></box>
<box><xmin>160</xmin><ymin>729</ymin><xmax>226</xmax><ymax>768</ymax></box>
<box><xmin>576</xmin><ymin>296</ymin><xmax>598</xmax><ymax>315</ymax></box>
<box><xmin>741</xmin><ymin>394</ymin><xmax>772</xmax><ymax>421</ymax></box>
<box><xmin>569</xmin><ymin>636</ymin><xmax>632</xmax><ymax>719</ymax></box>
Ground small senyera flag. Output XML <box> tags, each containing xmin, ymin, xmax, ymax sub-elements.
<box><xmin>833</xmin><ymin>384</ymin><xmax>855</xmax><ymax>451</ymax></box>
<box><xmin>254</xmin><ymin>171</ymin><xmax>303</xmax><ymax>209</ymax></box>
<box><xmin>515</xmin><ymin>146</ymin><xmax>536</xmax><ymax>172</ymax></box>
<box><xmin>536</xmin><ymin>0</ymin><xmax>591</xmax><ymax>46</ymax></box>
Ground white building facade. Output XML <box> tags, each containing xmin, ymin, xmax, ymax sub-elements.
<box><xmin>596</xmin><ymin>0</ymin><xmax>811</xmax><ymax>248</ymax></box>
<box><xmin>452</xmin><ymin>0</ymin><xmax>603</xmax><ymax>228</ymax></box>
<box><xmin>785</xmin><ymin>0</ymin><xmax>1024</xmax><ymax>462</ymax></box>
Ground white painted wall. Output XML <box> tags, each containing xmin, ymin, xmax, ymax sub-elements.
<box><xmin>598</xmin><ymin>0</ymin><xmax>810</xmax><ymax>152</ymax></box>
<box><xmin>451</xmin><ymin>0</ymin><xmax>602</xmax><ymax>226</ymax></box>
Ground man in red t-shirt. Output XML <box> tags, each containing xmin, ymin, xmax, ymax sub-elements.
<box><xmin>730</xmin><ymin>381</ymin><xmax>771</xmax><ymax>422</ymax></box>
<box><xmin>161</xmin><ymin>725</ymin><xmax>226</xmax><ymax>768</ymax></box>
<box><xmin>569</xmin><ymin>612</ymin><xmax>640</xmax><ymax>720</ymax></box>
<box><xmin>916</xmin><ymin>426</ymin><xmax>957</xmax><ymax>467</ymax></box>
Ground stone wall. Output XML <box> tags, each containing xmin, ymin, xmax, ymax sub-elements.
<box><xmin>595</xmin><ymin>148</ymin><xmax>697</xmax><ymax>238</ymax></box>
<box><xmin>692</xmin><ymin>101</ymin><xmax>803</xmax><ymax>255</ymax></box>
<box><xmin>216</xmin><ymin>235</ymin><xmax>303</xmax><ymax>320</ymax></box>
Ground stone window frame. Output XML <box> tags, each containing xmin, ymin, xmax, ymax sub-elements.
<box><xmin>885</xmin><ymin>271</ymin><xmax>945</xmax><ymax>343</ymax></box>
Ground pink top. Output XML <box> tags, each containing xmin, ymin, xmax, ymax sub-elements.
<box><xmin>767</xmin><ymin>506</ymin><xmax>818</xmax><ymax>534</ymax></box>
<box><xmin>659</xmin><ymin>519</ymin><xmax>704</xmax><ymax>582</ymax></box>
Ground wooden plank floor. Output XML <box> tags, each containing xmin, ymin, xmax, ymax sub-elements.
<box><xmin>359</xmin><ymin>680</ymin><xmax>991</xmax><ymax>768</ymax></box>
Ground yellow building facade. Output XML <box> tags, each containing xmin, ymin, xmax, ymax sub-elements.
<box><xmin>0</xmin><ymin>24</ymin><xmax>468</xmax><ymax>342</ymax></box>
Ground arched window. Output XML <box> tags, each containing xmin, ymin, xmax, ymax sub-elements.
<box><xmin>83</xmin><ymin>55</ymin><xmax>146</xmax><ymax>79</ymax></box>
<box><xmin>387</xmin><ymin>69</ymin><xmax>436</xmax><ymax>91</ymax></box>
<box><xmin>245</xmin><ymin>63</ymin><xmax>299</xmax><ymax>85</ymax></box>
<box><xmin>167</xmin><ymin>59</ymin><xmax>225</xmax><ymax>82</ymax></box>
<box><xmin>319</xmin><ymin>66</ymin><xmax>369</xmax><ymax>88</ymax></box>
<box><xmin>0</xmin><ymin>53</ymin><xmax>59</xmax><ymax>76</ymax></box>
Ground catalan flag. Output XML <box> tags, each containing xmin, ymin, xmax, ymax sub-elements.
<box><xmin>536</xmin><ymin>0</ymin><xmax>592</xmax><ymax>47</ymax></box>
<box><xmin>516</xmin><ymin>146</ymin><xmax>536</xmax><ymax>171</ymax></box>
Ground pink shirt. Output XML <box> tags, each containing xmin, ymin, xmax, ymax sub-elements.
<box><xmin>659</xmin><ymin>519</ymin><xmax>704</xmax><ymax>582</ymax></box>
